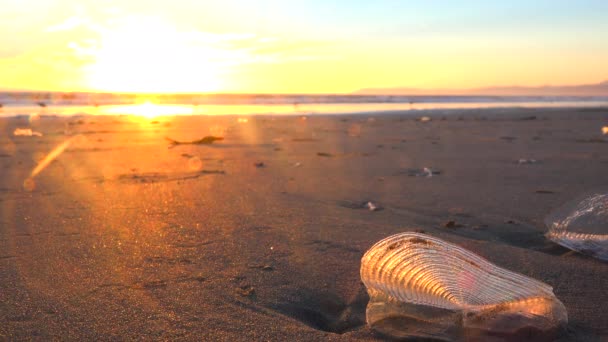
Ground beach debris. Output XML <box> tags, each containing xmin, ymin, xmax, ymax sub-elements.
<box><xmin>293</xmin><ymin>162</ymin><xmax>302</xmax><ymax>167</ymax></box>
<box><xmin>254</xmin><ymin>162</ymin><xmax>265</xmax><ymax>168</ymax></box>
<box><xmin>247</xmin><ymin>263</ymin><xmax>274</xmax><ymax>271</ymax></box>
<box><xmin>422</xmin><ymin>167</ymin><xmax>434</xmax><ymax>177</ymax></box>
<box><xmin>117</xmin><ymin>170</ymin><xmax>225</xmax><ymax>184</ymax></box>
<box><xmin>500</xmin><ymin>136</ymin><xmax>517</xmax><ymax>142</ymax></box>
<box><xmin>518</xmin><ymin>116</ymin><xmax>537</xmax><ymax>121</ymax></box>
<box><xmin>575</xmin><ymin>138</ymin><xmax>607</xmax><ymax>143</ymax></box>
<box><xmin>417</xmin><ymin>116</ymin><xmax>431</xmax><ymax>122</ymax></box>
<box><xmin>13</xmin><ymin>128</ymin><xmax>43</xmax><ymax>137</ymax></box>
<box><xmin>165</xmin><ymin>136</ymin><xmax>223</xmax><ymax>147</ymax></box>
<box><xmin>406</xmin><ymin>167</ymin><xmax>440</xmax><ymax>177</ymax></box>
<box><xmin>361</xmin><ymin>232</ymin><xmax>568</xmax><ymax>340</ymax></box>
<box><xmin>443</xmin><ymin>220</ymin><xmax>463</xmax><ymax>229</ymax></box>
<box><xmin>338</xmin><ymin>200</ymin><xmax>383</xmax><ymax>211</ymax></box>
<box><xmin>292</xmin><ymin>137</ymin><xmax>318</xmax><ymax>142</ymax></box>
<box><xmin>545</xmin><ymin>192</ymin><xmax>608</xmax><ymax>261</ymax></box>
<box><xmin>472</xmin><ymin>224</ymin><xmax>489</xmax><ymax>230</ymax></box>
<box><xmin>317</xmin><ymin>152</ymin><xmax>333</xmax><ymax>157</ymax></box>
<box><xmin>603</xmin><ymin>126</ymin><xmax>608</xmax><ymax>135</ymax></box>
<box><xmin>517</xmin><ymin>158</ymin><xmax>538</xmax><ymax>165</ymax></box>
<box><xmin>365</xmin><ymin>201</ymin><xmax>381</xmax><ymax>211</ymax></box>
<box><xmin>236</xmin><ymin>284</ymin><xmax>255</xmax><ymax>297</ymax></box>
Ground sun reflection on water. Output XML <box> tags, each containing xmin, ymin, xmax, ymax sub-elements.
<box><xmin>103</xmin><ymin>101</ymin><xmax>195</xmax><ymax>118</ymax></box>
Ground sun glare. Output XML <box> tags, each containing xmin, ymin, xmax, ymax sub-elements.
<box><xmin>86</xmin><ymin>16</ymin><xmax>224</xmax><ymax>93</ymax></box>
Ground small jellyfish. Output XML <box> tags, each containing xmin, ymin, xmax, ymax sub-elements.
<box><xmin>361</xmin><ymin>232</ymin><xmax>567</xmax><ymax>340</ymax></box>
<box><xmin>421</xmin><ymin>167</ymin><xmax>434</xmax><ymax>178</ymax></box>
<box><xmin>545</xmin><ymin>192</ymin><xmax>608</xmax><ymax>261</ymax></box>
<box><xmin>209</xmin><ymin>125</ymin><xmax>226</xmax><ymax>137</ymax></box>
<box><xmin>517</xmin><ymin>159</ymin><xmax>538</xmax><ymax>165</ymax></box>
<box><xmin>23</xmin><ymin>178</ymin><xmax>35</xmax><ymax>192</ymax></box>
<box><xmin>348</xmin><ymin>124</ymin><xmax>362</xmax><ymax>137</ymax></box>
<box><xmin>188</xmin><ymin>156</ymin><xmax>203</xmax><ymax>171</ymax></box>
<box><xmin>13</xmin><ymin>128</ymin><xmax>42</xmax><ymax>137</ymax></box>
<box><xmin>29</xmin><ymin>113</ymin><xmax>40</xmax><ymax>123</ymax></box>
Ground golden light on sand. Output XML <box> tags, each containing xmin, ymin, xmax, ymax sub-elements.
<box><xmin>602</xmin><ymin>126</ymin><xmax>608</xmax><ymax>135</ymax></box>
<box><xmin>86</xmin><ymin>16</ymin><xmax>223</xmax><ymax>93</ymax></box>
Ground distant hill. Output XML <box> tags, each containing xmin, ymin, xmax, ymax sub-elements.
<box><xmin>355</xmin><ymin>81</ymin><xmax>608</xmax><ymax>96</ymax></box>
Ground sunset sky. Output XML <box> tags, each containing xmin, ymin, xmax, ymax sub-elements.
<box><xmin>1</xmin><ymin>0</ymin><xmax>607</xmax><ymax>93</ymax></box>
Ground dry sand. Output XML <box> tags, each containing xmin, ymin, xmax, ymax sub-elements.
<box><xmin>1</xmin><ymin>108</ymin><xmax>607</xmax><ymax>340</ymax></box>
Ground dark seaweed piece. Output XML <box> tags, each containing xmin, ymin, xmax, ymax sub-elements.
<box><xmin>165</xmin><ymin>136</ymin><xmax>224</xmax><ymax>147</ymax></box>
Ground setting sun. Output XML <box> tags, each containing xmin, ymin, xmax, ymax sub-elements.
<box><xmin>85</xmin><ymin>16</ymin><xmax>223</xmax><ymax>93</ymax></box>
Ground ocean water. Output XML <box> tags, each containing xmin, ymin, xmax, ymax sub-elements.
<box><xmin>1</xmin><ymin>94</ymin><xmax>607</xmax><ymax>117</ymax></box>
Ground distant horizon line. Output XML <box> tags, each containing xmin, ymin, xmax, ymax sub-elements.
<box><xmin>1</xmin><ymin>79</ymin><xmax>607</xmax><ymax>96</ymax></box>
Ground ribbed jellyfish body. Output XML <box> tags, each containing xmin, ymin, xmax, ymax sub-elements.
<box><xmin>545</xmin><ymin>193</ymin><xmax>608</xmax><ymax>261</ymax></box>
<box><xmin>361</xmin><ymin>233</ymin><xmax>568</xmax><ymax>341</ymax></box>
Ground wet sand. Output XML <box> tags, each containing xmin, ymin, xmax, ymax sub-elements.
<box><xmin>1</xmin><ymin>108</ymin><xmax>607</xmax><ymax>340</ymax></box>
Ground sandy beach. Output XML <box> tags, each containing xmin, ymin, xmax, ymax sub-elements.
<box><xmin>1</xmin><ymin>108</ymin><xmax>607</xmax><ymax>340</ymax></box>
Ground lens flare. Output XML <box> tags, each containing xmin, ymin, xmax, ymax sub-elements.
<box><xmin>29</xmin><ymin>135</ymin><xmax>83</xmax><ymax>179</ymax></box>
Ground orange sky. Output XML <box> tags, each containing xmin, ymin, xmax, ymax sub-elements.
<box><xmin>1</xmin><ymin>1</ymin><xmax>607</xmax><ymax>93</ymax></box>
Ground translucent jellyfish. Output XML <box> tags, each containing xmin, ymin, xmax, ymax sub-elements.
<box><xmin>361</xmin><ymin>232</ymin><xmax>567</xmax><ymax>341</ymax></box>
<box><xmin>545</xmin><ymin>192</ymin><xmax>608</xmax><ymax>261</ymax></box>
